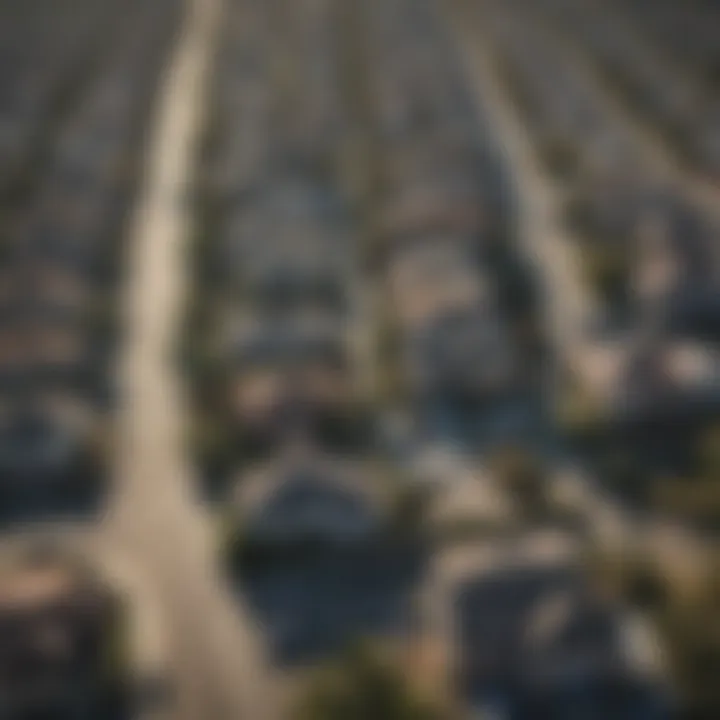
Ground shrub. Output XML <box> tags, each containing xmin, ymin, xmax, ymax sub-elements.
<box><xmin>489</xmin><ymin>444</ymin><xmax>548</xmax><ymax>519</ymax></box>
<box><xmin>654</xmin><ymin>572</ymin><xmax>720</xmax><ymax>717</ymax></box>
<box><xmin>580</xmin><ymin>242</ymin><xmax>630</xmax><ymax>305</ymax></box>
<box><xmin>101</xmin><ymin>593</ymin><xmax>132</xmax><ymax>686</ymax></box>
<box><xmin>540</xmin><ymin>136</ymin><xmax>580</xmax><ymax>179</ymax></box>
<box><xmin>557</xmin><ymin>375</ymin><xmax>602</xmax><ymax>439</ymax></box>
<box><xmin>294</xmin><ymin>644</ymin><xmax>448</xmax><ymax>720</ymax></box>
<box><xmin>387</xmin><ymin>483</ymin><xmax>433</xmax><ymax>537</ymax></box>
<box><xmin>589</xmin><ymin>548</ymin><xmax>720</xmax><ymax>716</ymax></box>
<box><xmin>189</xmin><ymin>416</ymin><xmax>236</xmax><ymax>481</ymax></box>
<box><xmin>653</xmin><ymin>477</ymin><xmax>720</xmax><ymax>532</ymax></box>
<box><xmin>218</xmin><ymin>513</ymin><xmax>272</xmax><ymax>575</ymax></box>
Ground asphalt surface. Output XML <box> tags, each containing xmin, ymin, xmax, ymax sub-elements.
<box><xmin>101</xmin><ymin>0</ymin><xmax>280</xmax><ymax>717</ymax></box>
<box><xmin>0</xmin><ymin>1</ymin><xmax>253</xmax><ymax>718</ymax></box>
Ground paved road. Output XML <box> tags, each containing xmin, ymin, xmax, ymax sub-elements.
<box><xmin>445</xmin><ymin>0</ymin><xmax>603</xmax><ymax>403</ymax></box>
<box><xmin>101</xmin><ymin>0</ymin><xmax>280</xmax><ymax>717</ymax></box>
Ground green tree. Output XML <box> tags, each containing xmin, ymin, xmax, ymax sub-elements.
<box><xmin>490</xmin><ymin>445</ymin><xmax>548</xmax><ymax>521</ymax></box>
<box><xmin>295</xmin><ymin>644</ymin><xmax>448</xmax><ymax>720</ymax></box>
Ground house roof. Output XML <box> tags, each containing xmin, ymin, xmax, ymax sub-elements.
<box><xmin>230</xmin><ymin>449</ymin><xmax>380</xmax><ymax>517</ymax></box>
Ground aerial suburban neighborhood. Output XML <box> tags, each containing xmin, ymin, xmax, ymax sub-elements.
<box><xmin>0</xmin><ymin>0</ymin><xmax>717</xmax><ymax>718</ymax></box>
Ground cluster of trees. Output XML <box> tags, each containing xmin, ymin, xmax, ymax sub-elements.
<box><xmin>653</xmin><ymin>425</ymin><xmax>720</xmax><ymax>533</ymax></box>
<box><xmin>590</xmin><ymin>545</ymin><xmax>720</xmax><ymax>718</ymax></box>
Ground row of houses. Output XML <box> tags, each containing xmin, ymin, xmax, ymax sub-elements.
<box><xmin>363</xmin><ymin>0</ymin><xmax>527</xmax><ymax>434</ymax></box>
<box><xmin>0</xmin><ymin>0</ymin><xmax>122</xmax><ymax>206</ymax></box>
<box><xmin>0</xmin><ymin>2</ymin><xmax>181</xmax><ymax>718</ymax></box>
<box><xmin>483</xmin><ymin>0</ymin><xmax>720</xmax><ymax>533</ymax></box>
<box><xmin>186</xmin><ymin>0</ymin><xmax>373</xmax><ymax>498</ymax></box>
<box><xmin>0</xmin><ymin>0</ymin><xmax>181</xmax><ymax>514</ymax></box>
<box><xmin>179</xmin><ymin>0</ymin><xmax>676</xmax><ymax>718</ymax></box>
<box><xmin>183</xmin><ymin>0</ymin><xmax>435</xmax><ymax>677</ymax></box>
<box><xmin>547</xmin><ymin>0</ymin><xmax>720</xmax><ymax>181</ymax></box>
<box><xmin>487</xmin><ymin>0</ymin><xmax>719</xmax><ymax>313</ymax></box>
<box><xmin>360</xmin><ymin>0</ymin><xmax>669</xmax><ymax>717</ymax></box>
